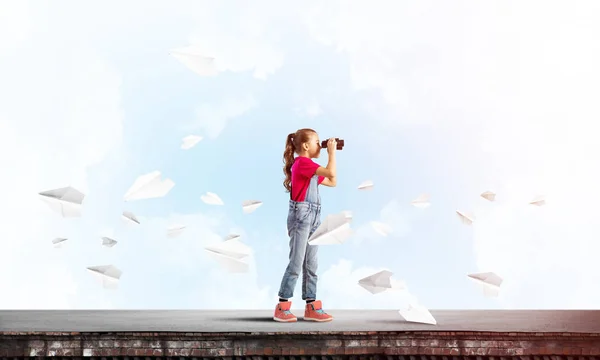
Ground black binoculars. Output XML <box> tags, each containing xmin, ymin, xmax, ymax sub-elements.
<box><xmin>320</xmin><ymin>138</ymin><xmax>344</xmax><ymax>150</ymax></box>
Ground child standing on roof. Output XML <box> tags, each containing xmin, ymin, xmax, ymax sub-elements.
<box><xmin>274</xmin><ymin>128</ymin><xmax>337</xmax><ymax>323</ymax></box>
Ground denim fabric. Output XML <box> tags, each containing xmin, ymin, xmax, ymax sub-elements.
<box><xmin>278</xmin><ymin>174</ymin><xmax>322</xmax><ymax>300</ymax></box>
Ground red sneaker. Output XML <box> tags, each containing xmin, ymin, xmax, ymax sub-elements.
<box><xmin>273</xmin><ymin>301</ymin><xmax>297</xmax><ymax>322</ymax></box>
<box><xmin>304</xmin><ymin>300</ymin><xmax>333</xmax><ymax>322</ymax></box>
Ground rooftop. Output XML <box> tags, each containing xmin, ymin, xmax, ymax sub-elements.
<box><xmin>1</xmin><ymin>309</ymin><xmax>598</xmax><ymax>333</ymax></box>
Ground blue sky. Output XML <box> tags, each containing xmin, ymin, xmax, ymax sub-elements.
<box><xmin>1</xmin><ymin>0</ymin><xmax>600</xmax><ymax>312</ymax></box>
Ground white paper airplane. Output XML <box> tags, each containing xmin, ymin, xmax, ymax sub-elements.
<box><xmin>101</xmin><ymin>237</ymin><xmax>118</xmax><ymax>248</ymax></box>
<box><xmin>481</xmin><ymin>191</ymin><xmax>496</xmax><ymax>202</ymax></box>
<box><xmin>38</xmin><ymin>186</ymin><xmax>85</xmax><ymax>218</ymax></box>
<box><xmin>358</xmin><ymin>270</ymin><xmax>405</xmax><ymax>294</ymax></box>
<box><xmin>52</xmin><ymin>238</ymin><xmax>68</xmax><ymax>248</ymax></box>
<box><xmin>86</xmin><ymin>265</ymin><xmax>122</xmax><ymax>289</ymax></box>
<box><xmin>399</xmin><ymin>303</ymin><xmax>437</xmax><ymax>325</ymax></box>
<box><xmin>170</xmin><ymin>46</ymin><xmax>218</xmax><ymax>77</ymax></box>
<box><xmin>456</xmin><ymin>210</ymin><xmax>475</xmax><ymax>225</ymax></box>
<box><xmin>468</xmin><ymin>272</ymin><xmax>503</xmax><ymax>297</ymax></box>
<box><xmin>370</xmin><ymin>221</ymin><xmax>393</xmax><ymax>236</ymax></box>
<box><xmin>122</xmin><ymin>211</ymin><xmax>140</xmax><ymax>225</ymax></box>
<box><xmin>123</xmin><ymin>171</ymin><xmax>175</xmax><ymax>202</ymax></box>
<box><xmin>411</xmin><ymin>194</ymin><xmax>431</xmax><ymax>208</ymax></box>
<box><xmin>308</xmin><ymin>212</ymin><xmax>354</xmax><ymax>245</ymax></box>
<box><xmin>242</xmin><ymin>200</ymin><xmax>262</xmax><ymax>214</ymax></box>
<box><xmin>201</xmin><ymin>192</ymin><xmax>224</xmax><ymax>205</ymax></box>
<box><xmin>204</xmin><ymin>236</ymin><xmax>252</xmax><ymax>273</ymax></box>
<box><xmin>167</xmin><ymin>224</ymin><xmax>186</xmax><ymax>238</ymax></box>
<box><xmin>357</xmin><ymin>180</ymin><xmax>374</xmax><ymax>190</ymax></box>
<box><xmin>224</xmin><ymin>233</ymin><xmax>241</xmax><ymax>241</ymax></box>
<box><xmin>530</xmin><ymin>195</ymin><xmax>546</xmax><ymax>206</ymax></box>
<box><xmin>181</xmin><ymin>135</ymin><xmax>203</xmax><ymax>150</ymax></box>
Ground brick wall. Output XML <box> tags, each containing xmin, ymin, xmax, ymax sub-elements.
<box><xmin>0</xmin><ymin>331</ymin><xmax>599</xmax><ymax>358</ymax></box>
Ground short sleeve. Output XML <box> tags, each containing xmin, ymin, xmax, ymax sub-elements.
<box><xmin>295</xmin><ymin>157</ymin><xmax>320</xmax><ymax>179</ymax></box>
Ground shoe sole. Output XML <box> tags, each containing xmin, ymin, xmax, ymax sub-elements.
<box><xmin>303</xmin><ymin>317</ymin><xmax>333</xmax><ymax>322</ymax></box>
<box><xmin>273</xmin><ymin>317</ymin><xmax>297</xmax><ymax>322</ymax></box>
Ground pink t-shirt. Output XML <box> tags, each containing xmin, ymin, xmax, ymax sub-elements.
<box><xmin>290</xmin><ymin>156</ymin><xmax>325</xmax><ymax>201</ymax></box>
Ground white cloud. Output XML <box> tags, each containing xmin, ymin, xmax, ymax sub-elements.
<box><xmin>0</xmin><ymin>3</ymin><xmax>124</xmax><ymax>308</ymax></box>
<box><xmin>187</xmin><ymin>0</ymin><xmax>286</xmax><ymax>80</ymax></box>
<box><xmin>294</xmin><ymin>99</ymin><xmax>323</xmax><ymax>118</ymax></box>
<box><xmin>302</xmin><ymin>1</ymin><xmax>600</xmax><ymax>308</ymax></box>
<box><xmin>352</xmin><ymin>199</ymin><xmax>411</xmax><ymax>245</ymax></box>
<box><xmin>111</xmin><ymin>212</ymin><xmax>273</xmax><ymax>309</ymax></box>
<box><xmin>0</xmin><ymin>0</ymin><xmax>32</xmax><ymax>54</ymax></box>
<box><xmin>190</xmin><ymin>95</ymin><xmax>258</xmax><ymax>139</ymax></box>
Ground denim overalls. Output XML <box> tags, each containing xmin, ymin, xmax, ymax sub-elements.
<box><xmin>278</xmin><ymin>174</ymin><xmax>322</xmax><ymax>300</ymax></box>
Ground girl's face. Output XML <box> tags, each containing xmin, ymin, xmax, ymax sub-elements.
<box><xmin>306</xmin><ymin>133</ymin><xmax>321</xmax><ymax>158</ymax></box>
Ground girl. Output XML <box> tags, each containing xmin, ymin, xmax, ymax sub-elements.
<box><xmin>274</xmin><ymin>128</ymin><xmax>337</xmax><ymax>322</ymax></box>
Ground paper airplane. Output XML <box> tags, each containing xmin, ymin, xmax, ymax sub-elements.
<box><xmin>167</xmin><ymin>224</ymin><xmax>186</xmax><ymax>238</ymax></box>
<box><xmin>86</xmin><ymin>265</ymin><xmax>122</xmax><ymax>289</ymax></box>
<box><xmin>456</xmin><ymin>210</ymin><xmax>474</xmax><ymax>225</ymax></box>
<box><xmin>530</xmin><ymin>195</ymin><xmax>546</xmax><ymax>206</ymax></box>
<box><xmin>308</xmin><ymin>212</ymin><xmax>354</xmax><ymax>245</ymax></box>
<box><xmin>481</xmin><ymin>191</ymin><xmax>496</xmax><ymax>201</ymax></box>
<box><xmin>370</xmin><ymin>221</ymin><xmax>393</xmax><ymax>236</ymax></box>
<box><xmin>224</xmin><ymin>233</ymin><xmax>241</xmax><ymax>241</ymax></box>
<box><xmin>123</xmin><ymin>171</ymin><xmax>174</xmax><ymax>201</ymax></box>
<box><xmin>122</xmin><ymin>211</ymin><xmax>140</xmax><ymax>225</ymax></box>
<box><xmin>52</xmin><ymin>238</ymin><xmax>68</xmax><ymax>248</ymax></box>
<box><xmin>181</xmin><ymin>135</ymin><xmax>203</xmax><ymax>150</ymax></box>
<box><xmin>411</xmin><ymin>194</ymin><xmax>430</xmax><ymax>208</ymax></box>
<box><xmin>38</xmin><ymin>186</ymin><xmax>85</xmax><ymax>218</ymax></box>
<box><xmin>358</xmin><ymin>180</ymin><xmax>374</xmax><ymax>190</ymax></box>
<box><xmin>204</xmin><ymin>235</ymin><xmax>252</xmax><ymax>273</ymax></box>
<box><xmin>170</xmin><ymin>46</ymin><xmax>218</xmax><ymax>77</ymax></box>
<box><xmin>468</xmin><ymin>272</ymin><xmax>503</xmax><ymax>297</ymax></box>
<box><xmin>358</xmin><ymin>270</ymin><xmax>405</xmax><ymax>294</ymax></box>
<box><xmin>399</xmin><ymin>303</ymin><xmax>437</xmax><ymax>325</ymax></box>
<box><xmin>201</xmin><ymin>192</ymin><xmax>224</xmax><ymax>205</ymax></box>
<box><xmin>242</xmin><ymin>200</ymin><xmax>262</xmax><ymax>214</ymax></box>
<box><xmin>101</xmin><ymin>237</ymin><xmax>118</xmax><ymax>248</ymax></box>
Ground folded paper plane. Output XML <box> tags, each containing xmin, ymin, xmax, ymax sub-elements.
<box><xmin>204</xmin><ymin>235</ymin><xmax>252</xmax><ymax>273</ymax></box>
<box><xmin>357</xmin><ymin>180</ymin><xmax>374</xmax><ymax>190</ymax></box>
<box><xmin>481</xmin><ymin>191</ymin><xmax>496</xmax><ymax>201</ymax></box>
<box><xmin>309</xmin><ymin>212</ymin><xmax>354</xmax><ymax>245</ymax></box>
<box><xmin>468</xmin><ymin>272</ymin><xmax>503</xmax><ymax>297</ymax></box>
<box><xmin>101</xmin><ymin>237</ymin><xmax>118</xmax><ymax>248</ymax></box>
<box><xmin>529</xmin><ymin>195</ymin><xmax>546</xmax><ymax>206</ymax></box>
<box><xmin>242</xmin><ymin>200</ymin><xmax>262</xmax><ymax>214</ymax></box>
<box><xmin>124</xmin><ymin>171</ymin><xmax>174</xmax><ymax>201</ymax></box>
<box><xmin>399</xmin><ymin>303</ymin><xmax>437</xmax><ymax>325</ymax></box>
<box><xmin>39</xmin><ymin>186</ymin><xmax>85</xmax><ymax>218</ymax></box>
<box><xmin>201</xmin><ymin>192</ymin><xmax>224</xmax><ymax>205</ymax></box>
<box><xmin>122</xmin><ymin>211</ymin><xmax>140</xmax><ymax>225</ymax></box>
<box><xmin>456</xmin><ymin>210</ymin><xmax>474</xmax><ymax>225</ymax></box>
<box><xmin>370</xmin><ymin>221</ymin><xmax>393</xmax><ymax>236</ymax></box>
<box><xmin>181</xmin><ymin>135</ymin><xmax>203</xmax><ymax>150</ymax></box>
<box><xmin>170</xmin><ymin>46</ymin><xmax>218</xmax><ymax>77</ymax></box>
<box><xmin>87</xmin><ymin>265</ymin><xmax>122</xmax><ymax>289</ymax></box>
<box><xmin>167</xmin><ymin>224</ymin><xmax>186</xmax><ymax>238</ymax></box>
<box><xmin>52</xmin><ymin>237</ymin><xmax>68</xmax><ymax>248</ymax></box>
<box><xmin>411</xmin><ymin>194</ymin><xmax>430</xmax><ymax>208</ymax></box>
<box><xmin>358</xmin><ymin>270</ymin><xmax>405</xmax><ymax>294</ymax></box>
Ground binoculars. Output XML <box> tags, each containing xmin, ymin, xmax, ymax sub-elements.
<box><xmin>321</xmin><ymin>138</ymin><xmax>345</xmax><ymax>150</ymax></box>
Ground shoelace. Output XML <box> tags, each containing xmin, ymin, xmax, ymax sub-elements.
<box><xmin>315</xmin><ymin>309</ymin><xmax>325</xmax><ymax>314</ymax></box>
<box><xmin>283</xmin><ymin>310</ymin><xmax>292</xmax><ymax>315</ymax></box>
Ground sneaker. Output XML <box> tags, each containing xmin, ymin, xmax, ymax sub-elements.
<box><xmin>273</xmin><ymin>301</ymin><xmax>297</xmax><ymax>322</ymax></box>
<box><xmin>304</xmin><ymin>300</ymin><xmax>333</xmax><ymax>322</ymax></box>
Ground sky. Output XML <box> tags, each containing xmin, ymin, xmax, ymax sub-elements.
<box><xmin>1</xmin><ymin>0</ymin><xmax>600</xmax><ymax>311</ymax></box>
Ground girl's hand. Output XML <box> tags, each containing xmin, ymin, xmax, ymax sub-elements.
<box><xmin>327</xmin><ymin>138</ymin><xmax>337</xmax><ymax>154</ymax></box>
